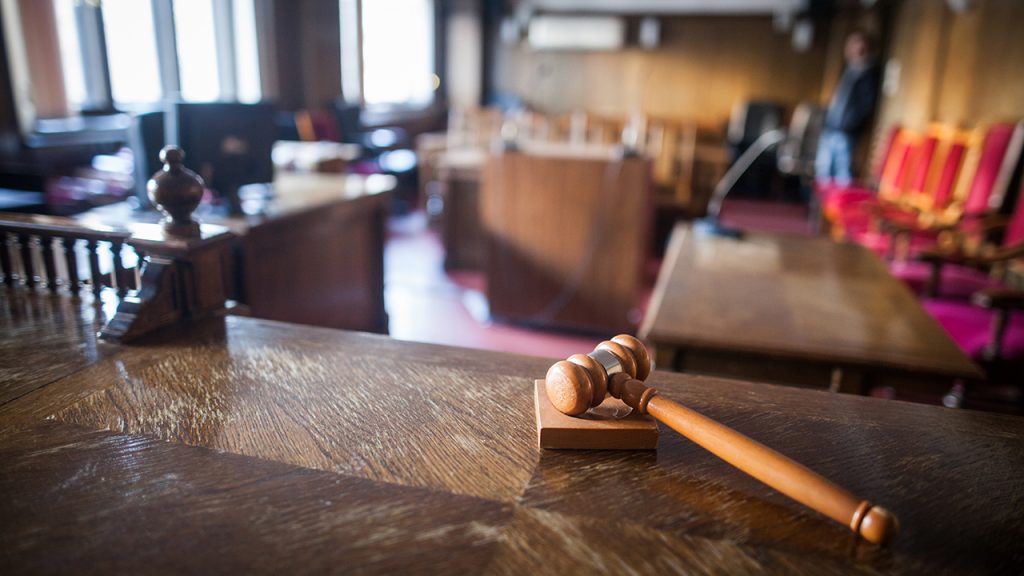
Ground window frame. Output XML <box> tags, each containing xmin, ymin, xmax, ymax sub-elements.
<box><xmin>55</xmin><ymin>0</ymin><xmax>261</xmax><ymax>115</ymax></box>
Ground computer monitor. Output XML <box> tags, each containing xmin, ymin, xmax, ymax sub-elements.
<box><xmin>175</xmin><ymin>102</ymin><xmax>277</xmax><ymax>213</ymax></box>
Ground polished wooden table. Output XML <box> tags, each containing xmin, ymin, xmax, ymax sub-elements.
<box><xmin>641</xmin><ymin>223</ymin><xmax>983</xmax><ymax>395</ymax></box>
<box><xmin>78</xmin><ymin>172</ymin><xmax>395</xmax><ymax>333</ymax></box>
<box><xmin>2</xmin><ymin>293</ymin><xmax>1022</xmax><ymax>573</ymax></box>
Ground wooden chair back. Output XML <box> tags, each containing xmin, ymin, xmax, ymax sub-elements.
<box><xmin>905</xmin><ymin>124</ymin><xmax>966</xmax><ymax>212</ymax></box>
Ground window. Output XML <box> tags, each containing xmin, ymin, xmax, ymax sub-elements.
<box><xmin>101</xmin><ymin>0</ymin><xmax>163</xmax><ymax>106</ymax></box>
<box><xmin>341</xmin><ymin>0</ymin><xmax>437</xmax><ymax>110</ymax></box>
<box><xmin>173</xmin><ymin>0</ymin><xmax>221</xmax><ymax>102</ymax></box>
<box><xmin>46</xmin><ymin>0</ymin><xmax>262</xmax><ymax>114</ymax></box>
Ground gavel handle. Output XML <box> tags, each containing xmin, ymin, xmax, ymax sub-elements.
<box><xmin>611</xmin><ymin>375</ymin><xmax>898</xmax><ymax>545</ymax></box>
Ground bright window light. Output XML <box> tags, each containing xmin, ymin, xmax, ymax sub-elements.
<box><xmin>233</xmin><ymin>0</ymin><xmax>261</xmax><ymax>103</ymax></box>
<box><xmin>360</xmin><ymin>0</ymin><xmax>435</xmax><ymax>108</ymax></box>
<box><xmin>339</xmin><ymin>0</ymin><xmax>361</xmax><ymax>104</ymax></box>
<box><xmin>102</xmin><ymin>0</ymin><xmax>162</xmax><ymax>105</ymax></box>
<box><xmin>173</xmin><ymin>0</ymin><xmax>221</xmax><ymax>102</ymax></box>
<box><xmin>53</xmin><ymin>0</ymin><xmax>86</xmax><ymax>110</ymax></box>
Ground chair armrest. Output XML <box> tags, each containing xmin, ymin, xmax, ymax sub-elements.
<box><xmin>918</xmin><ymin>247</ymin><xmax>970</xmax><ymax>266</ymax></box>
<box><xmin>989</xmin><ymin>242</ymin><xmax>1024</xmax><ymax>263</ymax></box>
<box><xmin>879</xmin><ymin>217</ymin><xmax>947</xmax><ymax>234</ymax></box>
<box><xmin>972</xmin><ymin>288</ymin><xmax>1024</xmax><ymax>310</ymax></box>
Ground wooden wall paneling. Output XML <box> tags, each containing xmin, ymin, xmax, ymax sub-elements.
<box><xmin>934</xmin><ymin>4</ymin><xmax>981</xmax><ymax>126</ymax></box>
<box><xmin>271</xmin><ymin>0</ymin><xmax>342</xmax><ymax>111</ymax></box>
<box><xmin>875</xmin><ymin>0</ymin><xmax>1024</xmax><ymax>155</ymax></box>
<box><xmin>875</xmin><ymin>1</ymin><xmax>948</xmax><ymax>135</ymax></box>
<box><xmin>959</xmin><ymin>0</ymin><xmax>1024</xmax><ymax>124</ymax></box>
<box><xmin>496</xmin><ymin>16</ymin><xmax>829</xmax><ymax>127</ymax></box>
<box><xmin>300</xmin><ymin>0</ymin><xmax>342</xmax><ymax>110</ymax></box>
<box><xmin>14</xmin><ymin>0</ymin><xmax>66</xmax><ymax>119</ymax></box>
<box><xmin>271</xmin><ymin>0</ymin><xmax>304</xmax><ymax>111</ymax></box>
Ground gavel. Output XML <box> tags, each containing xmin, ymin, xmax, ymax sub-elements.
<box><xmin>545</xmin><ymin>334</ymin><xmax>899</xmax><ymax>546</ymax></box>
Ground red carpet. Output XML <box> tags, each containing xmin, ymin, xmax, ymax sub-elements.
<box><xmin>384</xmin><ymin>213</ymin><xmax>601</xmax><ymax>360</ymax></box>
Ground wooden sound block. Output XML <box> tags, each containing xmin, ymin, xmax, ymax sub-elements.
<box><xmin>534</xmin><ymin>380</ymin><xmax>658</xmax><ymax>450</ymax></box>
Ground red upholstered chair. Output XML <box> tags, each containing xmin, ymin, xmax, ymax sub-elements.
<box><xmin>890</xmin><ymin>122</ymin><xmax>1024</xmax><ymax>296</ymax></box>
<box><xmin>828</xmin><ymin>127</ymin><xmax>945</xmax><ymax>241</ymax></box>
<box><xmin>921</xmin><ymin>178</ymin><xmax>1024</xmax><ymax>367</ymax></box>
<box><xmin>820</xmin><ymin>131</ymin><xmax>916</xmax><ymax>231</ymax></box>
<box><xmin>852</xmin><ymin>126</ymin><xmax>971</xmax><ymax>257</ymax></box>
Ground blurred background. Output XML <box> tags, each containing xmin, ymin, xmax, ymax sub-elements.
<box><xmin>1</xmin><ymin>0</ymin><xmax>1023</xmax><ymax>412</ymax></box>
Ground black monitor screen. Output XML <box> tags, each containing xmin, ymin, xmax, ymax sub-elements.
<box><xmin>176</xmin><ymin>102</ymin><xmax>276</xmax><ymax>198</ymax></box>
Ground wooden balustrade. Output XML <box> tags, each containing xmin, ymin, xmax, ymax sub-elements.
<box><xmin>0</xmin><ymin>146</ymin><xmax>234</xmax><ymax>342</ymax></box>
<box><xmin>0</xmin><ymin>215</ymin><xmax>139</xmax><ymax>296</ymax></box>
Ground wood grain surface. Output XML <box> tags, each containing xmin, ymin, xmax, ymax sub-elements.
<box><xmin>481</xmin><ymin>150</ymin><xmax>650</xmax><ymax>333</ymax></box>
<box><xmin>641</xmin><ymin>224</ymin><xmax>982</xmax><ymax>388</ymax></box>
<box><xmin>0</xmin><ymin>421</ymin><xmax>510</xmax><ymax>575</ymax></box>
<box><xmin>77</xmin><ymin>173</ymin><xmax>394</xmax><ymax>333</ymax></box>
<box><xmin>1</xmin><ymin>308</ymin><xmax>1023</xmax><ymax>573</ymax></box>
<box><xmin>0</xmin><ymin>291</ymin><xmax>113</xmax><ymax>406</ymax></box>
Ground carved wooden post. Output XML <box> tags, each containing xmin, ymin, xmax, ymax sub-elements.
<box><xmin>101</xmin><ymin>146</ymin><xmax>234</xmax><ymax>342</ymax></box>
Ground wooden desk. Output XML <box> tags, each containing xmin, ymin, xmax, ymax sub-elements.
<box><xmin>78</xmin><ymin>172</ymin><xmax>395</xmax><ymax>333</ymax></box>
<box><xmin>1</xmin><ymin>311</ymin><xmax>1022</xmax><ymax>573</ymax></box>
<box><xmin>641</xmin><ymin>224</ymin><xmax>983</xmax><ymax>395</ymax></box>
<box><xmin>481</xmin><ymin>148</ymin><xmax>651</xmax><ymax>333</ymax></box>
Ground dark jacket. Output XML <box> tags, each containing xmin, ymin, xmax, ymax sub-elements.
<box><xmin>824</xmin><ymin>64</ymin><xmax>880</xmax><ymax>135</ymax></box>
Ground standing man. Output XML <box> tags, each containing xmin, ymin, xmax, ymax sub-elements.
<box><xmin>815</xmin><ymin>31</ymin><xmax>881</xmax><ymax>185</ymax></box>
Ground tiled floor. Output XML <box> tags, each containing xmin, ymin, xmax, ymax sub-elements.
<box><xmin>384</xmin><ymin>212</ymin><xmax>601</xmax><ymax>360</ymax></box>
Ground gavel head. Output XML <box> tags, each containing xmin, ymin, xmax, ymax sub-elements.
<box><xmin>545</xmin><ymin>334</ymin><xmax>652</xmax><ymax>416</ymax></box>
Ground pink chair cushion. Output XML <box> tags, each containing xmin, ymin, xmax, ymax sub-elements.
<box><xmin>822</xmin><ymin>187</ymin><xmax>875</xmax><ymax>217</ymax></box>
<box><xmin>890</xmin><ymin>260</ymin><xmax>1003</xmax><ymax>298</ymax></box>
<box><xmin>923</xmin><ymin>299</ymin><xmax>1024</xmax><ymax>360</ymax></box>
<box><xmin>831</xmin><ymin>202</ymin><xmax>914</xmax><ymax>238</ymax></box>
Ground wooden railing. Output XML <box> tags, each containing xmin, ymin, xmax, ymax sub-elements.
<box><xmin>0</xmin><ymin>146</ymin><xmax>234</xmax><ymax>342</ymax></box>
<box><xmin>0</xmin><ymin>214</ymin><xmax>138</xmax><ymax>297</ymax></box>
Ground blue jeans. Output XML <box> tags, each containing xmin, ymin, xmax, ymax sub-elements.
<box><xmin>815</xmin><ymin>129</ymin><xmax>854</xmax><ymax>186</ymax></box>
